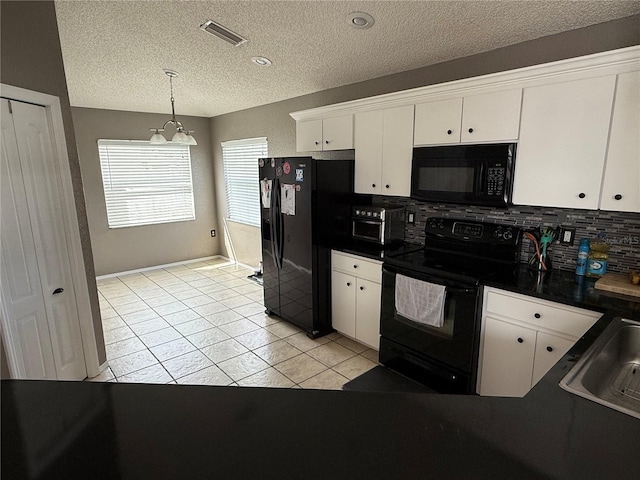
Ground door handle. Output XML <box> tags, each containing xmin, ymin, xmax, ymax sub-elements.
<box><xmin>53</xmin><ymin>288</ymin><xmax>64</xmax><ymax>295</ymax></box>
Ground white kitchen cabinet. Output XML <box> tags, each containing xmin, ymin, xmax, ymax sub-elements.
<box><xmin>296</xmin><ymin>115</ymin><xmax>353</xmax><ymax>152</ymax></box>
<box><xmin>478</xmin><ymin>287</ymin><xmax>601</xmax><ymax>397</ymax></box>
<box><xmin>414</xmin><ymin>89</ymin><xmax>521</xmax><ymax>146</ymax></box>
<box><xmin>480</xmin><ymin>317</ymin><xmax>536</xmax><ymax>397</ymax></box>
<box><xmin>331</xmin><ymin>251</ymin><xmax>382</xmax><ymax>350</ymax></box>
<box><xmin>599</xmin><ymin>71</ymin><xmax>640</xmax><ymax>213</ymax></box>
<box><xmin>414</xmin><ymin>98</ymin><xmax>462</xmax><ymax>145</ymax></box>
<box><xmin>512</xmin><ymin>75</ymin><xmax>616</xmax><ymax>209</ymax></box>
<box><xmin>331</xmin><ymin>271</ymin><xmax>357</xmax><ymax>338</ymax></box>
<box><xmin>531</xmin><ymin>331</ymin><xmax>576</xmax><ymax>387</ymax></box>
<box><xmin>354</xmin><ymin>105</ymin><xmax>414</xmax><ymax>196</ymax></box>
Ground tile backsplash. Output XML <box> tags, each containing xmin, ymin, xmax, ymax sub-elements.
<box><xmin>373</xmin><ymin>196</ymin><xmax>640</xmax><ymax>274</ymax></box>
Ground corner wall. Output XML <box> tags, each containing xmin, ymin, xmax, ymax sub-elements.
<box><xmin>209</xmin><ymin>15</ymin><xmax>640</xmax><ymax>267</ymax></box>
<box><xmin>72</xmin><ymin>108</ymin><xmax>219</xmax><ymax>276</ymax></box>
<box><xmin>1</xmin><ymin>0</ymin><xmax>105</xmax><ymax>369</ymax></box>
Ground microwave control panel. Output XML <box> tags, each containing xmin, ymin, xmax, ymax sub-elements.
<box><xmin>486</xmin><ymin>164</ymin><xmax>506</xmax><ymax>196</ymax></box>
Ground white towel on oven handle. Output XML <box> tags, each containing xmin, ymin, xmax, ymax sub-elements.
<box><xmin>394</xmin><ymin>274</ymin><xmax>446</xmax><ymax>327</ymax></box>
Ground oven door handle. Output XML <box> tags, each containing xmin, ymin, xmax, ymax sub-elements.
<box><xmin>445</xmin><ymin>287</ymin><xmax>476</xmax><ymax>295</ymax></box>
<box><xmin>383</xmin><ymin>266</ymin><xmax>477</xmax><ymax>293</ymax></box>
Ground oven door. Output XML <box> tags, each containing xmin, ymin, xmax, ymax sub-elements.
<box><xmin>380</xmin><ymin>264</ymin><xmax>481</xmax><ymax>376</ymax></box>
<box><xmin>352</xmin><ymin>219</ymin><xmax>383</xmax><ymax>244</ymax></box>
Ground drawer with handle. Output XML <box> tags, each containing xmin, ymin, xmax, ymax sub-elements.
<box><xmin>331</xmin><ymin>251</ymin><xmax>382</xmax><ymax>283</ymax></box>
<box><xmin>485</xmin><ymin>289</ymin><xmax>601</xmax><ymax>338</ymax></box>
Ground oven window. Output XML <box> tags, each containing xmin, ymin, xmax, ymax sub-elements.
<box><xmin>397</xmin><ymin>297</ymin><xmax>455</xmax><ymax>339</ymax></box>
<box><xmin>353</xmin><ymin>220</ymin><xmax>381</xmax><ymax>241</ymax></box>
<box><xmin>418</xmin><ymin>166</ymin><xmax>474</xmax><ymax>193</ymax></box>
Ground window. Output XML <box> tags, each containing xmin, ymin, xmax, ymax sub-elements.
<box><xmin>221</xmin><ymin>137</ymin><xmax>267</xmax><ymax>227</ymax></box>
<box><xmin>98</xmin><ymin>140</ymin><xmax>195</xmax><ymax>228</ymax></box>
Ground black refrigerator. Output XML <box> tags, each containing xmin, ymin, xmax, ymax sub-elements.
<box><xmin>259</xmin><ymin>157</ymin><xmax>354</xmax><ymax>338</ymax></box>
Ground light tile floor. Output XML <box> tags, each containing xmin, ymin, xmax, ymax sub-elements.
<box><xmin>89</xmin><ymin>258</ymin><xmax>378</xmax><ymax>390</ymax></box>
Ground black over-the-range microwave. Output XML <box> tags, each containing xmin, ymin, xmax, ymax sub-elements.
<box><xmin>410</xmin><ymin>143</ymin><xmax>516</xmax><ymax>207</ymax></box>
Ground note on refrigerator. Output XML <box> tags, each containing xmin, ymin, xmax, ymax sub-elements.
<box><xmin>260</xmin><ymin>179</ymin><xmax>272</xmax><ymax>208</ymax></box>
<box><xmin>281</xmin><ymin>184</ymin><xmax>295</xmax><ymax>215</ymax></box>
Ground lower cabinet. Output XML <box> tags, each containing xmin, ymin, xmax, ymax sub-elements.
<box><xmin>478</xmin><ymin>287</ymin><xmax>601</xmax><ymax>397</ymax></box>
<box><xmin>331</xmin><ymin>251</ymin><xmax>382</xmax><ymax>350</ymax></box>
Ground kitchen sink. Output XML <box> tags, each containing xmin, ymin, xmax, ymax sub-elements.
<box><xmin>559</xmin><ymin>317</ymin><xmax>640</xmax><ymax>419</ymax></box>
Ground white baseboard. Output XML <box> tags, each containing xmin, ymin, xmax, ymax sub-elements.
<box><xmin>96</xmin><ymin>255</ymin><xmax>235</xmax><ymax>280</ymax></box>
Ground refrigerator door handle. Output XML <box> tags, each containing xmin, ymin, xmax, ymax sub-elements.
<box><xmin>269</xmin><ymin>178</ymin><xmax>279</xmax><ymax>270</ymax></box>
<box><xmin>273</xmin><ymin>178</ymin><xmax>283</xmax><ymax>270</ymax></box>
<box><xmin>277</xmin><ymin>185</ymin><xmax>284</xmax><ymax>268</ymax></box>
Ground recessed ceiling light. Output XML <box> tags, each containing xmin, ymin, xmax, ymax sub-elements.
<box><xmin>347</xmin><ymin>12</ymin><xmax>375</xmax><ymax>29</ymax></box>
<box><xmin>251</xmin><ymin>56</ymin><xmax>272</xmax><ymax>66</ymax></box>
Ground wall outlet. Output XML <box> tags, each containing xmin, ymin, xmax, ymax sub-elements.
<box><xmin>559</xmin><ymin>227</ymin><xmax>575</xmax><ymax>245</ymax></box>
<box><xmin>407</xmin><ymin>212</ymin><xmax>416</xmax><ymax>225</ymax></box>
<box><xmin>210</xmin><ymin>229</ymin><xmax>216</xmax><ymax>237</ymax></box>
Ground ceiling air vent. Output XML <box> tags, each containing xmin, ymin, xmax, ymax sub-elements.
<box><xmin>200</xmin><ymin>20</ymin><xmax>247</xmax><ymax>46</ymax></box>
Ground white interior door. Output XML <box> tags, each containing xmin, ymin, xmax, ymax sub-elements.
<box><xmin>1</xmin><ymin>98</ymin><xmax>86</xmax><ymax>380</ymax></box>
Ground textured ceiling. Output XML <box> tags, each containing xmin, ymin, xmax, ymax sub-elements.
<box><xmin>55</xmin><ymin>1</ymin><xmax>640</xmax><ymax>118</ymax></box>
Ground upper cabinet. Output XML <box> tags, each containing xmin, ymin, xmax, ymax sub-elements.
<box><xmin>290</xmin><ymin>47</ymin><xmax>639</xmax><ymax>209</ymax></box>
<box><xmin>354</xmin><ymin>105</ymin><xmax>414</xmax><ymax>196</ymax></box>
<box><xmin>414</xmin><ymin>89</ymin><xmax>522</xmax><ymax>146</ymax></box>
<box><xmin>414</xmin><ymin>97</ymin><xmax>462</xmax><ymax>145</ymax></box>
<box><xmin>296</xmin><ymin>115</ymin><xmax>353</xmax><ymax>152</ymax></box>
<box><xmin>512</xmin><ymin>76</ymin><xmax>616</xmax><ymax>210</ymax></box>
<box><xmin>599</xmin><ymin>71</ymin><xmax>640</xmax><ymax>213</ymax></box>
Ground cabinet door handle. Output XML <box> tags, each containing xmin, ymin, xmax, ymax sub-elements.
<box><xmin>53</xmin><ymin>287</ymin><xmax>64</xmax><ymax>295</ymax></box>
<box><xmin>578</xmin><ymin>192</ymin><xmax>586</xmax><ymax>199</ymax></box>
<box><xmin>372</xmin><ymin>183</ymin><xmax>376</xmax><ymax>188</ymax></box>
<box><xmin>314</xmin><ymin>141</ymin><xmax>319</xmax><ymax>145</ymax></box>
<box><xmin>359</xmin><ymin>286</ymin><xmax>364</xmax><ymax>291</ymax></box>
<box><xmin>385</xmin><ymin>184</ymin><xmax>390</xmax><ymax>189</ymax></box>
<box><xmin>517</xmin><ymin>337</ymin><xmax>524</xmax><ymax>343</ymax></box>
<box><xmin>325</xmin><ymin>140</ymin><xmax>329</xmax><ymax>144</ymax></box>
<box><xmin>353</xmin><ymin>264</ymin><xmax>358</xmax><ymax>269</ymax></box>
<box><xmin>346</xmin><ymin>282</ymin><xmax>351</xmax><ymax>287</ymax></box>
<box><xmin>546</xmin><ymin>346</ymin><xmax>553</xmax><ymax>352</ymax></box>
<box><xmin>615</xmin><ymin>194</ymin><xmax>623</xmax><ymax>200</ymax></box>
<box><xmin>468</xmin><ymin>128</ymin><xmax>474</xmax><ymax>133</ymax></box>
<box><xmin>534</xmin><ymin>313</ymin><xmax>541</xmax><ymax>319</ymax></box>
<box><xmin>447</xmin><ymin>129</ymin><xmax>452</xmax><ymax>135</ymax></box>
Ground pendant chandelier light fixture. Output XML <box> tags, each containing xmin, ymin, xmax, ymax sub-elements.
<box><xmin>149</xmin><ymin>69</ymin><xmax>197</xmax><ymax>145</ymax></box>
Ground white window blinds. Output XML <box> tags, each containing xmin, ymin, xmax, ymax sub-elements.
<box><xmin>221</xmin><ymin>137</ymin><xmax>267</xmax><ymax>227</ymax></box>
<box><xmin>98</xmin><ymin>140</ymin><xmax>195</xmax><ymax>228</ymax></box>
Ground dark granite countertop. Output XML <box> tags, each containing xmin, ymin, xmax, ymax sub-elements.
<box><xmin>336</xmin><ymin>241</ymin><xmax>640</xmax><ymax>316</ymax></box>
<box><xmin>485</xmin><ymin>265</ymin><xmax>640</xmax><ymax>318</ymax></box>
<box><xmin>3</xmin><ymin>315</ymin><xmax>640</xmax><ymax>480</ymax></box>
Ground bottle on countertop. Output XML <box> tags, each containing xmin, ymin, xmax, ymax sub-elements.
<box><xmin>575</xmin><ymin>238</ymin><xmax>590</xmax><ymax>276</ymax></box>
<box><xmin>586</xmin><ymin>238</ymin><xmax>609</xmax><ymax>278</ymax></box>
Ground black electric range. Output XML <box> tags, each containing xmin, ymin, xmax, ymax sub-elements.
<box><xmin>379</xmin><ymin>217</ymin><xmax>522</xmax><ymax>394</ymax></box>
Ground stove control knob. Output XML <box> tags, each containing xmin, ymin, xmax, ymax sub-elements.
<box><xmin>355</xmin><ymin>210</ymin><xmax>360</xmax><ymax>216</ymax></box>
<box><xmin>502</xmin><ymin>230</ymin><xmax>513</xmax><ymax>241</ymax></box>
<box><xmin>494</xmin><ymin>228</ymin><xmax>502</xmax><ymax>238</ymax></box>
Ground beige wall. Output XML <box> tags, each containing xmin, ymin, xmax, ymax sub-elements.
<box><xmin>72</xmin><ymin>107</ymin><xmax>220</xmax><ymax>276</ymax></box>
<box><xmin>1</xmin><ymin>0</ymin><xmax>105</xmax><ymax>370</ymax></box>
<box><xmin>209</xmin><ymin>14</ymin><xmax>640</xmax><ymax>265</ymax></box>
